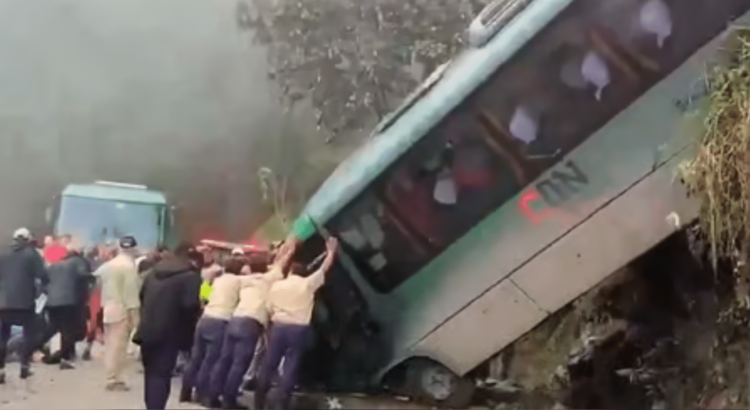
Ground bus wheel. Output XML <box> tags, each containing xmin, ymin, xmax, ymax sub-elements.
<box><xmin>403</xmin><ymin>359</ymin><xmax>475</xmax><ymax>408</ymax></box>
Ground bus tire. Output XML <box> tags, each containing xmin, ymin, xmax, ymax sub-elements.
<box><xmin>403</xmin><ymin>358</ymin><xmax>475</xmax><ymax>408</ymax></box>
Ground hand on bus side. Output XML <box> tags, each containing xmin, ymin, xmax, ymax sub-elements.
<box><xmin>272</xmin><ymin>235</ymin><xmax>299</xmax><ymax>267</ymax></box>
<box><xmin>281</xmin><ymin>235</ymin><xmax>300</xmax><ymax>255</ymax></box>
<box><xmin>325</xmin><ymin>237</ymin><xmax>339</xmax><ymax>255</ymax></box>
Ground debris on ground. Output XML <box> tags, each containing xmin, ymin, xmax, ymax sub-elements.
<box><xmin>456</xmin><ymin>225</ymin><xmax>740</xmax><ymax>410</ymax></box>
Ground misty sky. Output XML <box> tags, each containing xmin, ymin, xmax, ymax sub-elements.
<box><xmin>0</xmin><ymin>0</ymin><xmax>289</xmax><ymax>240</ymax></box>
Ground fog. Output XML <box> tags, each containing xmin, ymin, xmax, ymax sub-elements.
<box><xmin>0</xmin><ymin>0</ymin><xmax>287</xmax><ymax>241</ymax></box>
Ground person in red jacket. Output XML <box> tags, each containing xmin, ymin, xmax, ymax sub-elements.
<box><xmin>44</xmin><ymin>236</ymin><xmax>68</xmax><ymax>264</ymax></box>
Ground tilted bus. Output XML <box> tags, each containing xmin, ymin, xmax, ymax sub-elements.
<box><xmin>288</xmin><ymin>0</ymin><xmax>750</xmax><ymax>406</ymax></box>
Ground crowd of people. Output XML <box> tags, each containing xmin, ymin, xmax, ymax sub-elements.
<box><xmin>0</xmin><ymin>227</ymin><xmax>340</xmax><ymax>410</ymax></box>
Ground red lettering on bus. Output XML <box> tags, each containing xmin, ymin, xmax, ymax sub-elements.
<box><xmin>518</xmin><ymin>189</ymin><xmax>553</xmax><ymax>223</ymax></box>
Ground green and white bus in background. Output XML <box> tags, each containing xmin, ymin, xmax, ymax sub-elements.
<box><xmin>46</xmin><ymin>180</ymin><xmax>176</xmax><ymax>251</ymax></box>
<box><xmin>290</xmin><ymin>0</ymin><xmax>750</xmax><ymax>406</ymax></box>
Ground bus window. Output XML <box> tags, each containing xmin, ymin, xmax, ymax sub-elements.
<box><xmin>328</xmin><ymin>194</ymin><xmax>437</xmax><ymax>292</ymax></box>
<box><xmin>329</xmin><ymin>0</ymin><xmax>748</xmax><ymax>294</ymax></box>
<box><xmin>475</xmin><ymin>0</ymin><xmax>748</xmax><ymax>164</ymax></box>
<box><xmin>330</xmin><ymin>110</ymin><xmax>524</xmax><ymax>293</ymax></box>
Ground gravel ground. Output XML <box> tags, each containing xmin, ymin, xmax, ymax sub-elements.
<box><xmin>0</xmin><ymin>344</ymin><xmax>201</xmax><ymax>410</ymax></box>
<box><xmin>0</xmin><ymin>343</ymin><xmax>439</xmax><ymax>410</ymax></box>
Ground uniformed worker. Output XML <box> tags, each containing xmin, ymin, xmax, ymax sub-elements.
<box><xmin>254</xmin><ymin>237</ymin><xmax>339</xmax><ymax>410</ymax></box>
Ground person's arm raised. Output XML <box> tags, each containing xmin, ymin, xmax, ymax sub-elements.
<box><xmin>270</xmin><ymin>236</ymin><xmax>299</xmax><ymax>272</ymax></box>
<box><xmin>306</xmin><ymin>237</ymin><xmax>339</xmax><ymax>291</ymax></box>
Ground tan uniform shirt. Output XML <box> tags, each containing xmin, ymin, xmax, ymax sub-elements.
<box><xmin>268</xmin><ymin>269</ymin><xmax>326</xmax><ymax>325</ymax></box>
<box><xmin>201</xmin><ymin>263</ymin><xmax>223</xmax><ymax>281</ymax></box>
<box><xmin>233</xmin><ymin>266</ymin><xmax>284</xmax><ymax>326</ymax></box>
<box><xmin>203</xmin><ymin>273</ymin><xmax>241</xmax><ymax>321</ymax></box>
<box><xmin>97</xmin><ymin>253</ymin><xmax>140</xmax><ymax>324</ymax></box>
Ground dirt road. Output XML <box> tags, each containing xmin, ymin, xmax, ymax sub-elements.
<box><xmin>0</xmin><ymin>350</ymin><xmax>199</xmax><ymax>410</ymax></box>
<box><xmin>0</xmin><ymin>344</ymin><xmax>439</xmax><ymax>410</ymax></box>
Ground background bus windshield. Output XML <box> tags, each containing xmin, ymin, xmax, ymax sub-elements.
<box><xmin>56</xmin><ymin>195</ymin><xmax>162</xmax><ymax>249</ymax></box>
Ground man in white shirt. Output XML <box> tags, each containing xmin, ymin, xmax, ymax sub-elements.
<box><xmin>96</xmin><ymin>235</ymin><xmax>141</xmax><ymax>391</ymax></box>
<box><xmin>255</xmin><ymin>237</ymin><xmax>339</xmax><ymax>410</ymax></box>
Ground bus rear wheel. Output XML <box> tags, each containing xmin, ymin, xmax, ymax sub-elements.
<box><xmin>402</xmin><ymin>359</ymin><xmax>475</xmax><ymax>408</ymax></box>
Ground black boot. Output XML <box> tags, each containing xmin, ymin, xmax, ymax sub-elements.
<box><xmin>253</xmin><ymin>391</ymin><xmax>266</xmax><ymax>410</ymax></box>
<box><xmin>222</xmin><ymin>397</ymin><xmax>248</xmax><ymax>409</ymax></box>
<box><xmin>199</xmin><ymin>396</ymin><xmax>221</xmax><ymax>409</ymax></box>
<box><xmin>0</xmin><ymin>369</ymin><xmax>5</xmax><ymax>385</ymax></box>
<box><xmin>179</xmin><ymin>387</ymin><xmax>194</xmax><ymax>403</ymax></box>
<box><xmin>43</xmin><ymin>352</ymin><xmax>61</xmax><ymax>365</ymax></box>
<box><xmin>242</xmin><ymin>378</ymin><xmax>256</xmax><ymax>391</ymax></box>
<box><xmin>20</xmin><ymin>365</ymin><xmax>32</xmax><ymax>379</ymax></box>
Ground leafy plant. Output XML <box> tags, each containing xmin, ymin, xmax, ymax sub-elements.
<box><xmin>679</xmin><ymin>28</ymin><xmax>750</xmax><ymax>270</ymax></box>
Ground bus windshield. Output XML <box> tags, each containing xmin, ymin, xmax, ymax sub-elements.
<box><xmin>56</xmin><ymin>195</ymin><xmax>163</xmax><ymax>249</ymax></box>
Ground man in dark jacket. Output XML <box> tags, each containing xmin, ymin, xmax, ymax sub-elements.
<box><xmin>133</xmin><ymin>242</ymin><xmax>202</xmax><ymax>410</ymax></box>
<box><xmin>41</xmin><ymin>239</ymin><xmax>93</xmax><ymax>369</ymax></box>
<box><xmin>0</xmin><ymin>228</ymin><xmax>49</xmax><ymax>383</ymax></box>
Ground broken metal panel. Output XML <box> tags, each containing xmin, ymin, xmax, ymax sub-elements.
<box><xmin>414</xmin><ymin>278</ymin><xmax>546</xmax><ymax>376</ymax></box>
<box><xmin>511</xmin><ymin>152</ymin><xmax>699</xmax><ymax>313</ymax></box>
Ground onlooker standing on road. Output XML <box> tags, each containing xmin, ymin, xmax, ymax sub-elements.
<box><xmin>96</xmin><ymin>235</ymin><xmax>141</xmax><ymax>391</ymax></box>
<box><xmin>82</xmin><ymin>246</ymin><xmax>113</xmax><ymax>361</ymax></box>
<box><xmin>0</xmin><ymin>228</ymin><xmax>49</xmax><ymax>384</ymax></box>
<box><xmin>133</xmin><ymin>242</ymin><xmax>202</xmax><ymax>410</ymax></box>
<box><xmin>43</xmin><ymin>235</ymin><xmax>67</xmax><ymax>265</ymax></box>
<box><xmin>42</xmin><ymin>239</ymin><xmax>93</xmax><ymax>369</ymax></box>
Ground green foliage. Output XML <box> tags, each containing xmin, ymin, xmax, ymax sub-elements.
<box><xmin>679</xmin><ymin>28</ymin><xmax>750</xmax><ymax>268</ymax></box>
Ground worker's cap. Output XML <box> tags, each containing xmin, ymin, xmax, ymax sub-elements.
<box><xmin>13</xmin><ymin>227</ymin><xmax>31</xmax><ymax>241</ymax></box>
<box><xmin>231</xmin><ymin>247</ymin><xmax>245</xmax><ymax>256</ymax></box>
<box><xmin>119</xmin><ymin>235</ymin><xmax>138</xmax><ymax>249</ymax></box>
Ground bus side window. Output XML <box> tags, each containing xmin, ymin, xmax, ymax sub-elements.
<box><xmin>474</xmin><ymin>0</ymin><xmax>748</xmax><ymax>170</ymax></box>
<box><xmin>330</xmin><ymin>0</ymin><xmax>750</xmax><ymax>294</ymax></box>
<box><xmin>327</xmin><ymin>194</ymin><xmax>436</xmax><ymax>293</ymax></box>
<box><xmin>328</xmin><ymin>111</ymin><xmax>525</xmax><ymax>293</ymax></box>
<box><xmin>437</xmin><ymin>112</ymin><xmax>524</xmax><ymax>239</ymax></box>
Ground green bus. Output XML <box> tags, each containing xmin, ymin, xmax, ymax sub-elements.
<box><xmin>46</xmin><ymin>180</ymin><xmax>176</xmax><ymax>251</ymax></box>
<box><xmin>290</xmin><ymin>0</ymin><xmax>749</xmax><ymax>405</ymax></box>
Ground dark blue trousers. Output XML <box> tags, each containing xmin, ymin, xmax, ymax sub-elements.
<box><xmin>182</xmin><ymin>316</ymin><xmax>228</xmax><ymax>397</ymax></box>
<box><xmin>208</xmin><ymin>316</ymin><xmax>263</xmax><ymax>402</ymax></box>
<box><xmin>141</xmin><ymin>341</ymin><xmax>180</xmax><ymax>410</ymax></box>
<box><xmin>254</xmin><ymin>323</ymin><xmax>309</xmax><ymax>410</ymax></box>
<box><xmin>0</xmin><ymin>309</ymin><xmax>36</xmax><ymax>373</ymax></box>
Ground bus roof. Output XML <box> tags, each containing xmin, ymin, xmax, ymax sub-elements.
<box><xmin>62</xmin><ymin>183</ymin><xmax>168</xmax><ymax>205</ymax></box>
<box><xmin>293</xmin><ymin>0</ymin><xmax>573</xmax><ymax>239</ymax></box>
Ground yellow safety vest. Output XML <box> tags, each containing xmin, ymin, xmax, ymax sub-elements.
<box><xmin>200</xmin><ymin>280</ymin><xmax>213</xmax><ymax>303</ymax></box>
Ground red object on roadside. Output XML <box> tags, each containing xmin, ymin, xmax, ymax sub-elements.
<box><xmin>199</xmin><ymin>238</ymin><xmax>269</xmax><ymax>259</ymax></box>
<box><xmin>88</xmin><ymin>288</ymin><xmax>102</xmax><ymax>338</ymax></box>
<box><xmin>44</xmin><ymin>244</ymin><xmax>67</xmax><ymax>264</ymax></box>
